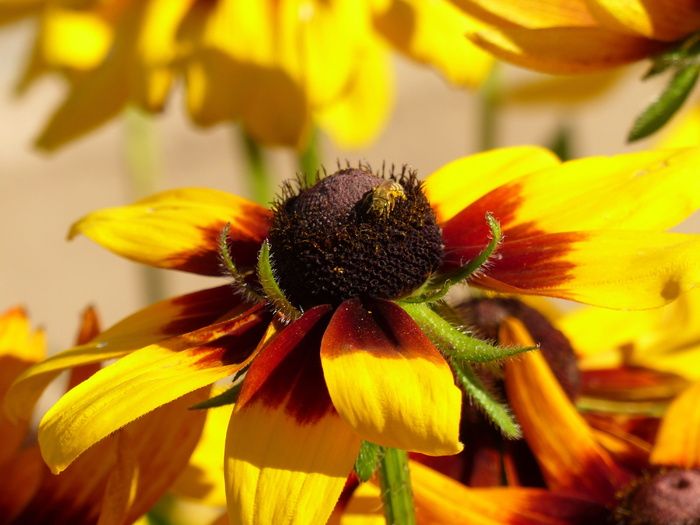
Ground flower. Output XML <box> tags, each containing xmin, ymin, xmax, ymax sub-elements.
<box><xmin>7</xmin><ymin>145</ymin><xmax>700</xmax><ymax>524</ymax></box>
<box><xmin>0</xmin><ymin>305</ymin><xmax>207</xmax><ymax>524</ymax></box>
<box><xmin>450</xmin><ymin>0</ymin><xmax>700</xmax><ymax>73</ymax></box>
<box><xmin>1</xmin><ymin>0</ymin><xmax>492</xmax><ymax>151</ymax></box>
<box><xmin>344</xmin><ymin>313</ymin><xmax>700</xmax><ymax>525</ymax></box>
<box><xmin>560</xmin><ymin>287</ymin><xmax>700</xmax><ymax>380</ymax></box>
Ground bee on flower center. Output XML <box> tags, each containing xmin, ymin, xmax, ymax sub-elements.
<box><xmin>267</xmin><ymin>166</ymin><xmax>443</xmax><ymax>310</ymax></box>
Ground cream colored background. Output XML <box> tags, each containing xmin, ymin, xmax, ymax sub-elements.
<box><xmin>0</xmin><ymin>22</ymin><xmax>670</xmax><ymax>352</ymax></box>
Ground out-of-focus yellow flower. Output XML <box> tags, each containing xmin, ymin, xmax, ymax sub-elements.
<box><xmin>1</xmin><ymin>0</ymin><xmax>493</xmax><ymax>151</ymax></box>
<box><xmin>560</xmin><ymin>288</ymin><xmax>700</xmax><ymax>380</ymax></box>
<box><xmin>450</xmin><ymin>0</ymin><xmax>700</xmax><ymax>74</ymax></box>
<box><xmin>0</xmin><ymin>305</ymin><xmax>208</xmax><ymax>524</ymax></box>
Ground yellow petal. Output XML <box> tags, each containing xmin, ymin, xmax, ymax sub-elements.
<box><xmin>585</xmin><ymin>0</ymin><xmax>700</xmax><ymax>41</ymax></box>
<box><xmin>34</xmin><ymin>55</ymin><xmax>129</xmax><ymax>151</ymax></box>
<box><xmin>41</xmin><ymin>7</ymin><xmax>112</xmax><ymax>70</ymax></box>
<box><xmin>656</xmin><ymin>106</ymin><xmax>700</xmax><ymax>149</ymax></box>
<box><xmin>316</xmin><ymin>40</ymin><xmax>393</xmax><ymax>148</ymax></box>
<box><xmin>172</xmin><ymin>400</ymin><xmax>233</xmax><ymax>506</ymax></box>
<box><xmin>502</xmin><ymin>318</ymin><xmax>630</xmax><ymax>505</ymax></box>
<box><xmin>424</xmin><ymin>146</ymin><xmax>560</xmax><ymax>224</ymax></box>
<box><xmin>374</xmin><ymin>0</ymin><xmax>493</xmax><ymax>87</ymax></box>
<box><xmin>321</xmin><ymin>299</ymin><xmax>463</xmax><ymax>456</ymax></box>
<box><xmin>651</xmin><ymin>382</ymin><xmax>700</xmax><ymax>468</ymax></box>
<box><xmin>467</xmin><ymin>23</ymin><xmax>662</xmax><ymax>73</ymax></box>
<box><xmin>559</xmin><ymin>289</ymin><xmax>700</xmax><ymax>374</ymax></box>
<box><xmin>337</xmin><ymin>482</ymin><xmax>384</xmax><ymax>525</ymax></box>
<box><xmin>69</xmin><ymin>188</ymin><xmax>271</xmax><ymax>274</ymax></box>
<box><xmin>4</xmin><ymin>285</ymin><xmax>238</xmax><ymax>423</ymax></box>
<box><xmin>456</xmin><ymin>230</ymin><xmax>700</xmax><ymax>309</ymax></box>
<box><xmin>227</xmin><ymin>305</ymin><xmax>361</xmax><ymax>525</ymax></box>
<box><xmin>480</xmin><ymin>148</ymin><xmax>700</xmax><ymax>233</ymax></box>
<box><xmin>38</xmin><ymin>306</ymin><xmax>269</xmax><ymax>473</ymax></box>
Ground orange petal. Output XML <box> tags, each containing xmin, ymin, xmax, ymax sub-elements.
<box><xmin>0</xmin><ymin>447</ymin><xmax>44</xmax><ymax>523</ymax></box>
<box><xmin>39</xmin><ymin>305</ymin><xmax>269</xmax><ymax>473</ymax></box>
<box><xmin>586</xmin><ymin>0</ymin><xmax>700</xmax><ymax>41</ymax></box>
<box><xmin>5</xmin><ymin>285</ymin><xmax>239</xmax><ymax>423</ymax></box>
<box><xmin>449</xmin><ymin>0</ymin><xmax>597</xmax><ymax>28</ymax></box>
<box><xmin>467</xmin><ymin>24</ymin><xmax>663</xmax><ymax>73</ymax></box>
<box><xmin>227</xmin><ymin>305</ymin><xmax>363</xmax><ymax>525</ymax></box>
<box><xmin>651</xmin><ymin>382</ymin><xmax>700</xmax><ymax>468</ymax></box>
<box><xmin>69</xmin><ymin>188</ymin><xmax>271</xmax><ymax>274</ymax></box>
<box><xmin>410</xmin><ymin>461</ymin><xmax>608</xmax><ymax>525</ymax></box>
<box><xmin>501</xmin><ymin>318</ymin><xmax>630</xmax><ymax>505</ymax></box>
<box><xmin>321</xmin><ymin>299</ymin><xmax>463</xmax><ymax>455</ymax></box>
<box><xmin>0</xmin><ymin>307</ymin><xmax>45</xmax><ymax>464</ymax></box>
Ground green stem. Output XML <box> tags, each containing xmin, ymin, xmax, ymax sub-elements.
<box><xmin>378</xmin><ymin>448</ymin><xmax>416</xmax><ymax>525</ymax></box>
<box><xmin>298</xmin><ymin>127</ymin><xmax>321</xmax><ymax>188</ymax></box>
<box><xmin>478</xmin><ymin>64</ymin><xmax>501</xmax><ymax>151</ymax></box>
<box><xmin>239</xmin><ymin>130</ymin><xmax>273</xmax><ymax>205</ymax></box>
<box><xmin>124</xmin><ymin>107</ymin><xmax>165</xmax><ymax>305</ymax></box>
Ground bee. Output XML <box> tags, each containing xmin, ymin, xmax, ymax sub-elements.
<box><xmin>364</xmin><ymin>180</ymin><xmax>406</xmax><ymax>218</ymax></box>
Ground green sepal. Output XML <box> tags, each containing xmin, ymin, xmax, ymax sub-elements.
<box><xmin>257</xmin><ymin>240</ymin><xmax>301</xmax><ymax>321</ymax></box>
<box><xmin>451</xmin><ymin>360</ymin><xmax>521</xmax><ymax>439</ymax></box>
<box><xmin>354</xmin><ymin>441</ymin><xmax>383</xmax><ymax>482</ymax></box>
<box><xmin>218</xmin><ymin>223</ymin><xmax>262</xmax><ymax>302</ymax></box>
<box><xmin>644</xmin><ymin>32</ymin><xmax>700</xmax><ymax>79</ymax></box>
<box><xmin>628</xmin><ymin>63</ymin><xmax>700</xmax><ymax>142</ymax></box>
<box><xmin>403</xmin><ymin>213</ymin><xmax>502</xmax><ymax>303</ymax></box>
<box><xmin>399</xmin><ymin>302</ymin><xmax>535</xmax><ymax>363</ymax></box>
<box><xmin>190</xmin><ymin>381</ymin><xmax>242</xmax><ymax>410</ymax></box>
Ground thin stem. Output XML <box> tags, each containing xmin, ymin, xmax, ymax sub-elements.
<box><xmin>478</xmin><ymin>64</ymin><xmax>501</xmax><ymax>151</ymax></box>
<box><xmin>298</xmin><ymin>127</ymin><xmax>321</xmax><ymax>188</ymax></box>
<box><xmin>378</xmin><ymin>447</ymin><xmax>416</xmax><ymax>525</ymax></box>
<box><xmin>239</xmin><ymin>130</ymin><xmax>273</xmax><ymax>205</ymax></box>
<box><xmin>124</xmin><ymin>107</ymin><xmax>165</xmax><ymax>304</ymax></box>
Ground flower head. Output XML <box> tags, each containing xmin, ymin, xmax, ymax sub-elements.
<box><xmin>8</xmin><ymin>145</ymin><xmax>700</xmax><ymax>524</ymax></box>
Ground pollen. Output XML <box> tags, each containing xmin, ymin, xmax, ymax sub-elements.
<box><xmin>267</xmin><ymin>166</ymin><xmax>443</xmax><ymax>309</ymax></box>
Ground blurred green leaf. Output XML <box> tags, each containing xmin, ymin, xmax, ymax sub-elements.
<box><xmin>629</xmin><ymin>64</ymin><xmax>700</xmax><ymax>142</ymax></box>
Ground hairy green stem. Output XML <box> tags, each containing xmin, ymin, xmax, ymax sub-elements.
<box><xmin>378</xmin><ymin>447</ymin><xmax>416</xmax><ymax>525</ymax></box>
<box><xmin>124</xmin><ymin>107</ymin><xmax>165</xmax><ymax>304</ymax></box>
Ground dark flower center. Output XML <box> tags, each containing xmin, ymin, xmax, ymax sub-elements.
<box><xmin>613</xmin><ymin>468</ymin><xmax>700</xmax><ymax>525</ymax></box>
<box><xmin>267</xmin><ymin>167</ymin><xmax>443</xmax><ymax>309</ymax></box>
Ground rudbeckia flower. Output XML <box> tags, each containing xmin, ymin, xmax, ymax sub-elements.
<box><xmin>449</xmin><ymin>0</ymin><xmax>700</xmax><ymax>73</ymax></box>
<box><xmin>1</xmin><ymin>0</ymin><xmax>492</xmax><ymax>151</ymax></box>
<box><xmin>8</xmin><ymin>145</ymin><xmax>700</xmax><ymax>524</ymax></box>
<box><xmin>344</xmin><ymin>315</ymin><xmax>700</xmax><ymax>524</ymax></box>
<box><xmin>0</xmin><ymin>305</ymin><xmax>207</xmax><ymax>524</ymax></box>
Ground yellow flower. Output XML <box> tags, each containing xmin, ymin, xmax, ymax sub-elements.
<box><xmin>7</xmin><ymin>145</ymin><xmax>700</xmax><ymax>524</ymax></box>
<box><xmin>344</xmin><ymin>316</ymin><xmax>700</xmax><ymax>524</ymax></box>
<box><xmin>450</xmin><ymin>0</ymin><xmax>700</xmax><ymax>73</ymax></box>
<box><xmin>2</xmin><ymin>0</ymin><xmax>492</xmax><ymax>151</ymax></box>
<box><xmin>0</xmin><ymin>305</ymin><xmax>207</xmax><ymax>523</ymax></box>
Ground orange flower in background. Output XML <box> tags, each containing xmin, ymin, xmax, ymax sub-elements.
<box><xmin>8</xmin><ymin>145</ymin><xmax>700</xmax><ymax>524</ymax></box>
<box><xmin>449</xmin><ymin>0</ymin><xmax>700</xmax><ymax>73</ymax></box>
<box><xmin>0</xmin><ymin>0</ymin><xmax>492</xmax><ymax>151</ymax></box>
<box><xmin>0</xmin><ymin>306</ymin><xmax>207</xmax><ymax>524</ymax></box>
